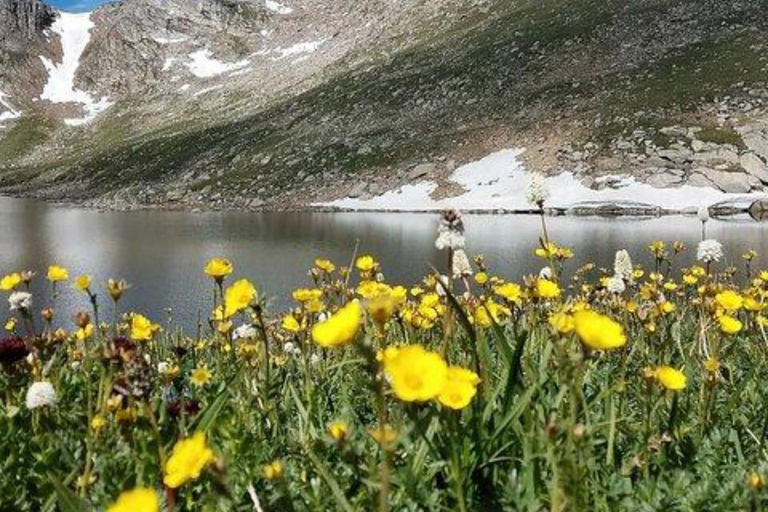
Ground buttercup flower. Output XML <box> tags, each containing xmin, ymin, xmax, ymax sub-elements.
<box><xmin>719</xmin><ymin>315</ymin><xmax>742</xmax><ymax>334</ymax></box>
<box><xmin>715</xmin><ymin>290</ymin><xmax>743</xmax><ymax>311</ymax></box>
<box><xmin>46</xmin><ymin>265</ymin><xmax>69</xmax><ymax>282</ymax></box>
<box><xmin>697</xmin><ymin>239</ymin><xmax>723</xmax><ymax>263</ymax></box>
<box><xmin>383</xmin><ymin>344</ymin><xmax>448</xmax><ymax>402</ymax></box>
<box><xmin>204</xmin><ymin>258</ymin><xmax>233</xmax><ymax>280</ymax></box>
<box><xmin>130</xmin><ymin>314</ymin><xmax>157</xmax><ymax>341</ymax></box>
<box><xmin>312</xmin><ymin>300</ymin><xmax>363</xmax><ymax>348</ymax></box>
<box><xmin>574</xmin><ymin>310</ymin><xmax>626</xmax><ymax>350</ymax></box>
<box><xmin>163</xmin><ymin>432</ymin><xmax>216</xmax><ymax>488</ymax></box>
<box><xmin>438</xmin><ymin>366</ymin><xmax>480</xmax><ymax>410</ymax></box>
<box><xmin>26</xmin><ymin>381</ymin><xmax>57</xmax><ymax>409</ymax></box>
<box><xmin>328</xmin><ymin>420</ymin><xmax>349</xmax><ymax>441</ymax></box>
<box><xmin>549</xmin><ymin>311</ymin><xmax>575</xmax><ymax>334</ymax></box>
<box><xmin>106</xmin><ymin>488</ymin><xmax>159</xmax><ymax>512</ymax></box>
<box><xmin>495</xmin><ymin>282</ymin><xmax>522</xmax><ymax>303</ymax></box>
<box><xmin>223</xmin><ymin>279</ymin><xmax>257</xmax><ymax>317</ymax></box>
<box><xmin>0</xmin><ymin>273</ymin><xmax>22</xmax><ymax>291</ymax></box>
<box><xmin>535</xmin><ymin>278</ymin><xmax>561</xmax><ymax>299</ymax></box>
<box><xmin>314</xmin><ymin>258</ymin><xmax>336</xmax><ymax>272</ymax></box>
<box><xmin>74</xmin><ymin>274</ymin><xmax>91</xmax><ymax>291</ymax></box>
<box><xmin>355</xmin><ymin>255</ymin><xmax>376</xmax><ymax>272</ymax></box>
<box><xmin>263</xmin><ymin>460</ymin><xmax>284</xmax><ymax>480</ymax></box>
<box><xmin>649</xmin><ymin>366</ymin><xmax>687</xmax><ymax>391</ymax></box>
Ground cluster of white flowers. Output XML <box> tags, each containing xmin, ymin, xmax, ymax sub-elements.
<box><xmin>233</xmin><ymin>324</ymin><xmax>258</xmax><ymax>340</ymax></box>
<box><xmin>26</xmin><ymin>381</ymin><xmax>57</xmax><ymax>410</ymax></box>
<box><xmin>539</xmin><ymin>267</ymin><xmax>553</xmax><ymax>279</ymax></box>
<box><xmin>525</xmin><ymin>172</ymin><xmax>550</xmax><ymax>206</ymax></box>
<box><xmin>452</xmin><ymin>249</ymin><xmax>473</xmax><ymax>278</ymax></box>
<box><xmin>283</xmin><ymin>342</ymin><xmax>301</xmax><ymax>356</ymax></box>
<box><xmin>697</xmin><ymin>239</ymin><xmax>723</xmax><ymax>263</ymax></box>
<box><xmin>606</xmin><ymin>275</ymin><xmax>626</xmax><ymax>294</ymax></box>
<box><xmin>8</xmin><ymin>291</ymin><xmax>31</xmax><ymax>312</ymax></box>
<box><xmin>435</xmin><ymin>210</ymin><xmax>465</xmax><ymax>250</ymax></box>
<box><xmin>157</xmin><ymin>361</ymin><xmax>170</xmax><ymax>374</ymax></box>
<box><xmin>613</xmin><ymin>250</ymin><xmax>633</xmax><ymax>281</ymax></box>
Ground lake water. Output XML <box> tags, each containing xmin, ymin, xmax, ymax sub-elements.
<box><xmin>1</xmin><ymin>197</ymin><xmax>767</xmax><ymax>331</ymax></box>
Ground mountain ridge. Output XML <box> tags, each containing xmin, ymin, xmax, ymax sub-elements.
<box><xmin>0</xmin><ymin>0</ymin><xmax>767</xmax><ymax>211</ymax></box>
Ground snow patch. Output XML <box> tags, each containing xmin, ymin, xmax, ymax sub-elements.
<box><xmin>163</xmin><ymin>57</ymin><xmax>177</xmax><ymax>71</ymax></box>
<box><xmin>273</xmin><ymin>40</ymin><xmax>325</xmax><ymax>59</ymax></box>
<box><xmin>186</xmin><ymin>49</ymin><xmax>250</xmax><ymax>78</ymax></box>
<box><xmin>320</xmin><ymin>148</ymin><xmax>767</xmax><ymax>212</ymax></box>
<box><xmin>0</xmin><ymin>89</ymin><xmax>21</xmax><ymax>124</ymax></box>
<box><xmin>265</xmin><ymin>0</ymin><xmax>293</xmax><ymax>14</ymax></box>
<box><xmin>40</xmin><ymin>11</ymin><xmax>112</xmax><ymax>126</ymax></box>
<box><xmin>154</xmin><ymin>35</ymin><xmax>188</xmax><ymax>44</ymax></box>
<box><xmin>194</xmin><ymin>85</ymin><xmax>223</xmax><ymax>97</ymax></box>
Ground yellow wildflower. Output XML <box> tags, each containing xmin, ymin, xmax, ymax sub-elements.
<box><xmin>163</xmin><ymin>432</ymin><xmax>216</xmax><ymax>489</ymax></box>
<box><xmin>314</xmin><ymin>258</ymin><xmax>336</xmax><ymax>272</ymax></box>
<box><xmin>495</xmin><ymin>282</ymin><xmax>522</xmax><ymax>303</ymax></box>
<box><xmin>282</xmin><ymin>315</ymin><xmax>301</xmax><ymax>332</ymax></box>
<box><xmin>355</xmin><ymin>255</ymin><xmax>376</xmax><ymax>272</ymax></box>
<box><xmin>475</xmin><ymin>272</ymin><xmax>488</xmax><ymax>285</ymax></box>
<box><xmin>46</xmin><ymin>265</ymin><xmax>69</xmax><ymax>282</ymax></box>
<box><xmin>74</xmin><ymin>275</ymin><xmax>91</xmax><ymax>291</ymax></box>
<box><xmin>438</xmin><ymin>366</ymin><xmax>480</xmax><ymax>410</ymax></box>
<box><xmin>0</xmin><ymin>272</ymin><xmax>22</xmax><ymax>291</ymax></box>
<box><xmin>223</xmin><ymin>279</ymin><xmax>257</xmax><ymax>317</ymax></box>
<box><xmin>190</xmin><ymin>366</ymin><xmax>212</xmax><ymax>387</ymax></box>
<box><xmin>328</xmin><ymin>420</ymin><xmax>349</xmax><ymax>441</ymax></box>
<box><xmin>369</xmin><ymin>425</ymin><xmax>398</xmax><ymax>449</ymax></box>
<box><xmin>263</xmin><ymin>460</ymin><xmax>284</xmax><ymax>480</ymax></box>
<box><xmin>574</xmin><ymin>310</ymin><xmax>626</xmax><ymax>350</ymax></box>
<box><xmin>549</xmin><ymin>311</ymin><xmax>575</xmax><ymax>334</ymax></box>
<box><xmin>91</xmin><ymin>415</ymin><xmax>107</xmax><ymax>431</ymax></box>
<box><xmin>715</xmin><ymin>290</ymin><xmax>743</xmax><ymax>311</ymax></box>
<box><xmin>204</xmin><ymin>258</ymin><xmax>233</xmax><ymax>280</ymax></box>
<box><xmin>130</xmin><ymin>314</ymin><xmax>157</xmax><ymax>342</ymax></box>
<box><xmin>383</xmin><ymin>344</ymin><xmax>448</xmax><ymax>402</ymax></box>
<box><xmin>312</xmin><ymin>301</ymin><xmax>363</xmax><ymax>348</ymax></box>
<box><xmin>650</xmin><ymin>366</ymin><xmax>687</xmax><ymax>391</ymax></box>
<box><xmin>719</xmin><ymin>315</ymin><xmax>742</xmax><ymax>334</ymax></box>
<box><xmin>535</xmin><ymin>279</ymin><xmax>561</xmax><ymax>299</ymax></box>
<box><xmin>106</xmin><ymin>488</ymin><xmax>159</xmax><ymax>512</ymax></box>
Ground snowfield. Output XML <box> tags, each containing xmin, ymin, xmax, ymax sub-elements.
<box><xmin>186</xmin><ymin>49</ymin><xmax>250</xmax><ymax>78</ymax></box>
<box><xmin>319</xmin><ymin>148</ymin><xmax>767</xmax><ymax>212</ymax></box>
<box><xmin>265</xmin><ymin>0</ymin><xmax>293</xmax><ymax>14</ymax></box>
<box><xmin>39</xmin><ymin>11</ymin><xmax>112</xmax><ymax>126</ymax></box>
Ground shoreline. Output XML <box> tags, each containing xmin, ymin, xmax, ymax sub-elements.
<box><xmin>2</xmin><ymin>191</ymin><xmax>764</xmax><ymax>220</ymax></box>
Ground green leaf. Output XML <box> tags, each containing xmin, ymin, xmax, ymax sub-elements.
<box><xmin>48</xmin><ymin>473</ymin><xmax>91</xmax><ymax>512</ymax></box>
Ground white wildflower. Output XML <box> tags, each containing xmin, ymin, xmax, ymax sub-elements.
<box><xmin>8</xmin><ymin>291</ymin><xmax>31</xmax><ymax>311</ymax></box>
<box><xmin>697</xmin><ymin>239</ymin><xmax>723</xmax><ymax>263</ymax></box>
<box><xmin>309</xmin><ymin>353</ymin><xmax>321</xmax><ymax>365</ymax></box>
<box><xmin>606</xmin><ymin>275</ymin><xmax>626</xmax><ymax>294</ymax></box>
<box><xmin>283</xmin><ymin>342</ymin><xmax>301</xmax><ymax>356</ymax></box>
<box><xmin>697</xmin><ymin>205</ymin><xmax>710</xmax><ymax>223</ymax></box>
<box><xmin>25</xmin><ymin>381</ymin><xmax>57</xmax><ymax>409</ymax></box>
<box><xmin>452</xmin><ymin>249</ymin><xmax>473</xmax><ymax>278</ymax></box>
<box><xmin>435</xmin><ymin>210</ymin><xmax>465</xmax><ymax>250</ymax></box>
<box><xmin>539</xmin><ymin>267</ymin><xmax>553</xmax><ymax>280</ymax></box>
<box><xmin>233</xmin><ymin>324</ymin><xmax>258</xmax><ymax>340</ymax></box>
<box><xmin>613</xmin><ymin>250</ymin><xmax>633</xmax><ymax>281</ymax></box>
<box><xmin>157</xmin><ymin>361</ymin><xmax>169</xmax><ymax>374</ymax></box>
<box><xmin>526</xmin><ymin>172</ymin><xmax>549</xmax><ymax>206</ymax></box>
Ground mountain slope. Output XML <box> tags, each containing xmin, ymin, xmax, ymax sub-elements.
<box><xmin>0</xmin><ymin>0</ymin><xmax>767</xmax><ymax>210</ymax></box>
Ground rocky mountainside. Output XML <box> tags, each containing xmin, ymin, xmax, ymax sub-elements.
<box><xmin>0</xmin><ymin>0</ymin><xmax>767</xmax><ymax>211</ymax></box>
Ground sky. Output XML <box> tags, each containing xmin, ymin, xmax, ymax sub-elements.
<box><xmin>45</xmin><ymin>0</ymin><xmax>115</xmax><ymax>12</ymax></box>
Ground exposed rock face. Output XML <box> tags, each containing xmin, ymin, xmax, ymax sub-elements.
<box><xmin>0</xmin><ymin>0</ymin><xmax>55</xmax><ymax>47</ymax></box>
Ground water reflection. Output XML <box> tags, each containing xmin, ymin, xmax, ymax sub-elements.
<box><xmin>1</xmin><ymin>197</ymin><xmax>767</xmax><ymax>330</ymax></box>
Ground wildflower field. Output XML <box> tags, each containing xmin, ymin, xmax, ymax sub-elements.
<box><xmin>3</xmin><ymin>209</ymin><xmax>768</xmax><ymax>511</ymax></box>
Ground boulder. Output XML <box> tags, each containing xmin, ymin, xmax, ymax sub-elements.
<box><xmin>690</xmin><ymin>167</ymin><xmax>751</xmax><ymax>193</ymax></box>
<box><xmin>740</xmin><ymin>153</ymin><xmax>768</xmax><ymax>183</ymax></box>
<box><xmin>409</xmin><ymin>163</ymin><xmax>437</xmax><ymax>180</ymax></box>
<box><xmin>743</xmin><ymin>132</ymin><xmax>768</xmax><ymax>161</ymax></box>
<box><xmin>347</xmin><ymin>182</ymin><xmax>368</xmax><ymax>198</ymax></box>
<box><xmin>657</xmin><ymin>148</ymin><xmax>693</xmax><ymax>164</ymax></box>
<box><xmin>645</xmin><ymin>168</ymin><xmax>684</xmax><ymax>188</ymax></box>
